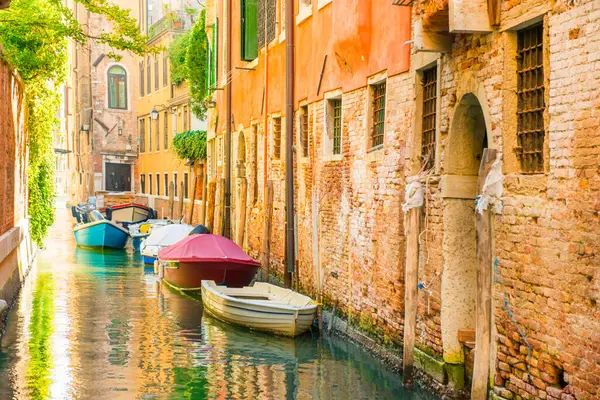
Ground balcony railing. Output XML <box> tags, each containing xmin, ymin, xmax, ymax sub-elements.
<box><xmin>148</xmin><ymin>11</ymin><xmax>193</xmax><ymax>41</ymax></box>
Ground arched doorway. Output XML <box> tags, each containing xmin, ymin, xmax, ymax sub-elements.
<box><xmin>440</xmin><ymin>94</ymin><xmax>488</xmax><ymax>380</ymax></box>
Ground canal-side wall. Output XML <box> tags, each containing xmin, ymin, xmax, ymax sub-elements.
<box><xmin>0</xmin><ymin>58</ymin><xmax>35</xmax><ymax>328</ymax></box>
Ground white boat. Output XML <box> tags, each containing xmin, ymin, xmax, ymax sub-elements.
<box><xmin>140</xmin><ymin>223</ymin><xmax>193</xmax><ymax>264</ymax></box>
<box><xmin>201</xmin><ymin>280</ymin><xmax>318</xmax><ymax>337</ymax></box>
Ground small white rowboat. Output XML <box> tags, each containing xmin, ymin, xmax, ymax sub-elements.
<box><xmin>201</xmin><ymin>280</ymin><xmax>318</xmax><ymax>337</ymax></box>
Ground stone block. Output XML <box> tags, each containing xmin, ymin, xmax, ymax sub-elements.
<box><xmin>414</xmin><ymin>347</ymin><xmax>447</xmax><ymax>384</ymax></box>
<box><xmin>445</xmin><ymin>362</ymin><xmax>465</xmax><ymax>390</ymax></box>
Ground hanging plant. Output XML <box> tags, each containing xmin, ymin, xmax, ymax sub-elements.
<box><xmin>172</xmin><ymin>130</ymin><xmax>207</xmax><ymax>161</ymax></box>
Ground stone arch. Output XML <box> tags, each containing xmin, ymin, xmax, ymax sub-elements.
<box><xmin>440</xmin><ymin>93</ymin><xmax>489</xmax><ymax>375</ymax></box>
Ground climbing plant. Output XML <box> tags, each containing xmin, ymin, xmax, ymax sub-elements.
<box><xmin>0</xmin><ymin>0</ymin><xmax>153</xmax><ymax>245</ymax></box>
<box><xmin>169</xmin><ymin>31</ymin><xmax>191</xmax><ymax>86</ymax></box>
<box><xmin>185</xmin><ymin>10</ymin><xmax>208</xmax><ymax>119</ymax></box>
<box><xmin>172</xmin><ymin>130</ymin><xmax>207</xmax><ymax>161</ymax></box>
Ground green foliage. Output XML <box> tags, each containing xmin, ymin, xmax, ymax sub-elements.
<box><xmin>172</xmin><ymin>130</ymin><xmax>207</xmax><ymax>161</ymax></box>
<box><xmin>186</xmin><ymin>10</ymin><xmax>208</xmax><ymax>120</ymax></box>
<box><xmin>0</xmin><ymin>0</ymin><xmax>153</xmax><ymax>245</ymax></box>
<box><xmin>169</xmin><ymin>31</ymin><xmax>191</xmax><ymax>86</ymax></box>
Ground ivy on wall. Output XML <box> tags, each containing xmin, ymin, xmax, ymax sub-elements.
<box><xmin>172</xmin><ymin>130</ymin><xmax>207</xmax><ymax>161</ymax></box>
<box><xmin>0</xmin><ymin>0</ymin><xmax>153</xmax><ymax>245</ymax></box>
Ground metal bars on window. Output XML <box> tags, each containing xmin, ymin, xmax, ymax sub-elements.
<box><xmin>516</xmin><ymin>23</ymin><xmax>545</xmax><ymax>173</ymax></box>
<box><xmin>421</xmin><ymin>66</ymin><xmax>437</xmax><ymax>170</ymax></box>
<box><xmin>371</xmin><ymin>82</ymin><xmax>386</xmax><ymax>148</ymax></box>
<box><xmin>273</xmin><ymin>117</ymin><xmax>281</xmax><ymax>159</ymax></box>
<box><xmin>257</xmin><ymin>0</ymin><xmax>276</xmax><ymax>48</ymax></box>
<box><xmin>301</xmin><ymin>106</ymin><xmax>309</xmax><ymax>158</ymax></box>
<box><xmin>139</xmin><ymin>119</ymin><xmax>146</xmax><ymax>152</ymax></box>
<box><xmin>332</xmin><ymin>99</ymin><xmax>342</xmax><ymax>155</ymax></box>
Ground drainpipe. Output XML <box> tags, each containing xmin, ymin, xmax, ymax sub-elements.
<box><xmin>224</xmin><ymin>0</ymin><xmax>232</xmax><ymax>239</ymax></box>
<box><xmin>284</xmin><ymin>0</ymin><xmax>295</xmax><ymax>288</ymax></box>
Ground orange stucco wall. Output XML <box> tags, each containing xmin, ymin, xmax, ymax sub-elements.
<box><xmin>215</xmin><ymin>0</ymin><xmax>411</xmax><ymax>133</ymax></box>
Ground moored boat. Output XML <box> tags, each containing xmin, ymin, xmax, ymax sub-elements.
<box><xmin>201</xmin><ymin>280</ymin><xmax>318</xmax><ymax>337</ymax></box>
<box><xmin>140</xmin><ymin>223</ymin><xmax>193</xmax><ymax>264</ymax></box>
<box><xmin>73</xmin><ymin>210</ymin><xmax>129</xmax><ymax>249</ymax></box>
<box><xmin>105</xmin><ymin>203</ymin><xmax>156</xmax><ymax>227</ymax></box>
<box><xmin>158</xmin><ymin>234</ymin><xmax>260</xmax><ymax>289</ymax></box>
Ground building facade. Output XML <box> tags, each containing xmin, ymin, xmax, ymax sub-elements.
<box><xmin>207</xmin><ymin>0</ymin><xmax>600</xmax><ymax>399</ymax></box>
<box><xmin>64</xmin><ymin>0</ymin><xmax>141</xmax><ymax>205</ymax></box>
<box><xmin>134</xmin><ymin>0</ymin><xmax>206</xmax><ymax>221</ymax></box>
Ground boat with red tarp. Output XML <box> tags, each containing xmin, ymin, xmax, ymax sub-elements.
<box><xmin>158</xmin><ymin>234</ymin><xmax>260</xmax><ymax>289</ymax></box>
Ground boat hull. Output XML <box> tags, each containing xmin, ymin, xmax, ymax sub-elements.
<box><xmin>143</xmin><ymin>255</ymin><xmax>157</xmax><ymax>265</ymax></box>
<box><xmin>131</xmin><ymin>234</ymin><xmax>148</xmax><ymax>251</ymax></box>
<box><xmin>201</xmin><ymin>282</ymin><xmax>317</xmax><ymax>337</ymax></box>
<box><xmin>164</xmin><ymin>261</ymin><xmax>258</xmax><ymax>289</ymax></box>
<box><xmin>74</xmin><ymin>221</ymin><xmax>129</xmax><ymax>249</ymax></box>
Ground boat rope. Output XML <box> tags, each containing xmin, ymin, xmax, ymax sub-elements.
<box><xmin>494</xmin><ymin>257</ymin><xmax>533</xmax><ymax>383</ymax></box>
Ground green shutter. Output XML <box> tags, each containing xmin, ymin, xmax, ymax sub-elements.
<box><xmin>241</xmin><ymin>0</ymin><xmax>258</xmax><ymax>61</ymax></box>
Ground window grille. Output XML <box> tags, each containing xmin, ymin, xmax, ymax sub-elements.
<box><xmin>149</xmin><ymin>174</ymin><xmax>153</xmax><ymax>195</ymax></box>
<box><xmin>516</xmin><ymin>23</ymin><xmax>545</xmax><ymax>173</ymax></box>
<box><xmin>156</xmin><ymin>174</ymin><xmax>161</xmax><ymax>196</ymax></box>
<box><xmin>332</xmin><ymin>99</ymin><xmax>342</xmax><ymax>155</ymax></box>
<box><xmin>257</xmin><ymin>0</ymin><xmax>276</xmax><ymax>48</ymax></box>
<box><xmin>301</xmin><ymin>106</ymin><xmax>309</xmax><ymax>158</ymax></box>
<box><xmin>273</xmin><ymin>117</ymin><xmax>281</xmax><ymax>159</ymax></box>
<box><xmin>174</xmin><ymin>173</ymin><xmax>178</xmax><ymax>197</ymax></box>
<box><xmin>154</xmin><ymin>55</ymin><xmax>159</xmax><ymax>91</ymax></box>
<box><xmin>163</xmin><ymin>52</ymin><xmax>168</xmax><ymax>87</ymax></box>
<box><xmin>140</xmin><ymin>174</ymin><xmax>146</xmax><ymax>194</ymax></box>
<box><xmin>371</xmin><ymin>82</ymin><xmax>386</xmax><ymax>148</ymax></box>
<box><xmin>147</xmin><ymin>57</ymin><xmax>151</xmax><ymax>94</ymax></box>
<box><xmin>421</xmin><ymin>66</ymin><xmax>437</xmax><ymax>169</ymax></box>
<box><xmin>108</xmin><ymin>65</ymin><xmax>127</xmax><ymax>110</ymax></box>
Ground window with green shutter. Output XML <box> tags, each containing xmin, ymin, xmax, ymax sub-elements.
<box><xmin>241</xmin><ymin>0</ymin><xmax>258</xmax><ymax>61</ymax></box>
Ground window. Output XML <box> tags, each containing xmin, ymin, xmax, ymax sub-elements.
<box><xmin>174</xmin><ymin>173</ymin><xmax>178</xmax><ymax>197</ymax></box>
<box><xmin>164</xmin><ymin>173</ymin><xmax>169</xmax><ymax>197</ymax></box>
<box><xmin>298</xmin><ymin>0</ymin><xmax>312</xmax><ymax>21</ymax></box>
<box><xmin>156</xmin><ymin>174</ymin><xmax>161</xmax><ymax>196</ymax></box>
<box><xmin>140</xmin><ymin>174</ymin><xmax>146</xmax><ymax>194</ymax></box>
<box><xmin>516</xmin><ymin>23</ymin><xmax>545</xmax><ymax>173</ymax></box>
<box><xmin>257</xmin><ymin>0</ymin><xmax>276</xmax><ymax>48</ymax></box>
<box><xmin>164</xmin><ymin>111</ymin><xmax>169</xmax><ymax>149</ymax></box>
<box><xmin>149</xmin><ymin>174</ymin><xmax>153</xmax><ymax>195</ymax></box>
<box><xmin>184</xmin><ymin>172</ymin><xmax>189</xmax><ymax>199</ymax></box>
<box><xmin>148</xmin><ymin>116</ymin><xmax>152</xmax><ymax>151</ymax></box>
<box><xmin>108</xmin><ymin>65</ymin><xmax>127</xmax><ymax>109</ymax></box>
<box><xmin>139</xmin><ymin>118</ymin><xmax>146</xmax><ymax>152</ymax></box>
<box><xmin>370</xmin><ymin>81</ymin><xmax>386</xmax><ymax>149</ymax></box>
<box><xmin>154</xmin><ymin>55</ymin><xmax>159</xmax><ymax>91</ymax></box>
<box><xmin>163</xmin><ymin>52</ymin><xmax>168</xmax><ymax>87</ymax></box>
<box><xmin>331</xmin><ymin>98</ymin><xmax>342</xmax><ymax>155</ymax></box>
<box><xmin>421</xmin><ymin>66</ymin><xmax>437</xmax><ymax>169</ymax></box>
<box><xmin>241</xmin><ymin>0</ymin><xmax>258</xmax><ymax>61</ymax></box>
<box><xmin>183</xmin><ymin>106</ymin><xmax>189</xmax><ymax>131</ymax></box>
<box><xmin>300</xmin><ymin>106</ymin><xmax>309</xmax><ymax>158</ymax></box>
<box><xmin>156</xmin><ymin>114</ymin><xmax>160</xmax><ymax>151</ymax></box>
<box><xmin>273</xmin><ymin>117</ymin><xmax>281</xmax><ymax>159</ymax></box>
<box><xmin>146</xmin><ymin>57</ymin><xmax>151</xmax><ymax>94</ymax></box>
<box><xmin>139</xmin><ymin>61</ymin><xmax>145</xmax><ymax>97</ymax></box>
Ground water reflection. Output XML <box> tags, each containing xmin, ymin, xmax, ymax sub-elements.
<box><xmin>0</xmin><ymin>208</ymin><xmax>436</xmax><ymax>399</ymax></box>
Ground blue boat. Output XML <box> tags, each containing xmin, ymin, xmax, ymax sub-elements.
<box><xmin>131</xmin><ymin>233</ymin><xmax>149</xmax><ymax>252</ymax></box>
<box><xmin>73</xmin><ymin>210</ymin><xmax>129</xmax><ymax>249</ymax></box>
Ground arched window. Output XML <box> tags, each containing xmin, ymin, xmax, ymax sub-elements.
<box><xmin>108</xmin><ymin>65</ymin><xmax>127</xmax><ymax>109</ymax></box>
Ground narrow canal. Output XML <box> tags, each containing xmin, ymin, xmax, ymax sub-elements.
<box><xmin>0</xmin><ymin>206</ymin><xmax>436</xmax><ymax>399</ymax></box>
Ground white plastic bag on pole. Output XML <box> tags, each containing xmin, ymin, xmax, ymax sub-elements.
<box><xmin>402</xmin><ymin>179</ymin><xmax>424</xmax><ymax>213</ymax></box>
<box><xmin>476</xmin><ymin>158</ymin><xmax>503</xmax><ymax>214</ymax></box>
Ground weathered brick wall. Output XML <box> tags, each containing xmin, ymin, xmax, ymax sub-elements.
<box><xmin>413</xmin><ymin>0</ymin><xmax>600</xmax><ymax>398</ymax></box>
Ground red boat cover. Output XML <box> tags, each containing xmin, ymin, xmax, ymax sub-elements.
<box><xmin>158</xmin><ymin>234</ymin><xmax>261</xmax><ymax>266</ymax></box>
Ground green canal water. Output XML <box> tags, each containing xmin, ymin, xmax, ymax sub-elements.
<box><xmin>0</xmin><ymin>207</ymin><xmax>437</xmax><ymax>399</ymax></box>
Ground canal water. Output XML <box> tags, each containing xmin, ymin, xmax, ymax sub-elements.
<box><xmin>0</xmin><ymin>206</ymin><xmax>436</xmax><ymax>400</ymax></box>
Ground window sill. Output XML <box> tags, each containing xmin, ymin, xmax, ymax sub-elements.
<box><xmin>366</xmin><ymin>145</ymin><xmax>384</xmax><ymax>163</ymax></box>
<box><xmin>296</xmin><ymin>8</ymin><xmax>313</xmax><ymax>25</ymax></box>
<box><xmin>107</xmin><ymin>108</ymin><xmax>130</xmax><ymax>113</ymax></box>
<box><xmin>322</xmin><ymin>154</ymin><xmax>343</xmax><ymax>163</ymax></box>
<box><xmin>317</xmin><ymin>0</ymin><xmax>332</xmax><ymax>10</ymax></box>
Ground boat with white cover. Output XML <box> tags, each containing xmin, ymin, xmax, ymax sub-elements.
<box><xmin>140</xmin><ymin>223</ymin><xmax>193</xmax><ymax>264</ymax></box>
<box><xmin>201</xmin><ymin>280</ymin><xmax>318</xmax><ymax>337</ymax></box>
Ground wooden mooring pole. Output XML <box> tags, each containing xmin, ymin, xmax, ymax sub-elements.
<box><xmin>235</xmin><ymin>178</ymin><xmax>248</xmax><ymax>247</ymax></box>
<box><xmin>188</xmin><ymin>175</ymin><xmax>198</xmax><ymax>225</ymax></box>
<box><xmin>206</xmin><ymin>179</ymin><xmax>216</xmax><ymax>232</ymax></box>
<box><xmin>178</xmin><ymin>181</ymin><xmax>185</xmax><ymax>222</ymax></box>
<box><xmin>402</xmin><ymin>205</ymin><xmax>421</xmax><ymax>387</ymax></box>
<box><xmin>261</xmin><ymin>180</ymin><xmax>274</xmax><ymax>282</ymax></box>
<box><xmin>471</xmin><ymin>148</ymin><xmax>496</xmax><ymax>400</ymax></box>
